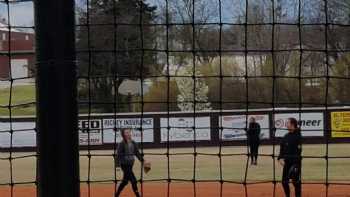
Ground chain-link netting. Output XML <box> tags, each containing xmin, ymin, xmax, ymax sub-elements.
<box><xmin>1</xmin><ymin>0</ymin><xmax>350</xmax><ymax>197</ymax></box>
<box><xmin>0</xmin><ymin>0</ymin><xmax>36</xmax><ymax>196</ymax></box>
<box><xmin>75</xmin><ymin>0</ymin><xmax>350</xmax><ymax>197</ymax></box>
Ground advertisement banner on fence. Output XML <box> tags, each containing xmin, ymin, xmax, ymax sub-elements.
<box><xmin>219</xmin><ymin>114</ymin><xmax>270</xmax><ymax>140</ymax></box>
<box><xmin>103</xmin><ymin>118</ymin><xmax>154</xmax><ymax>143</ymax></box>
<box><xmin>160</xmin><ymin>117</ymin><xmax>211</xmax><ymax>142</ymax></box>
<box><xmin>274</xmin><ymin>113</ymin><xmax>324</xmax><ymax>137</ymax></box>
<box><xmin>0</xmin><ymin>121</ymin><xmax>36</xmax><ymax>147</ymax></box>
<box><xmin>331</xmin><ymin>111</ymin><xmax>350</xmax><ymax>138</ymax></box>
<box><xmin>78</xmin><ymin>119</ymin><xmax>103</xmax><ymax>145</ymax></box>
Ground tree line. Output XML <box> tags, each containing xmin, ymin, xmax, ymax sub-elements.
<box><xmin>76</xmin><ymin>0</ymin><xmax>350</xmax><ymax>113</ymax></box>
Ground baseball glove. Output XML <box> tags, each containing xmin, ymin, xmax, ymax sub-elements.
<box><xmin>143</xmin><ymin>161</ymin><xmax>151</xmax><ymax>174</ymax></box>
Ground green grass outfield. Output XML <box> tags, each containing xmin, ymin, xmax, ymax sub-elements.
<box><xmin>1</xmin><ymin>144</ymin><xmax>350</xmax><ymax>184</ymax></box>
<box><xmin>0</xmin><ymin>85</ymin><xmax>36</xmax><ymax>116</ymax></box>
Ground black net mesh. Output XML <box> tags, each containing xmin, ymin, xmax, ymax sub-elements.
<box><xmin>76</xmin><ymin>0</ymin><xmax>350</xmax><ymax>196</ymax></box>
<box><xmin>1</xmin><ymin>0</ymin><xmax>350</xmax><ymax>197</ymax></box>
<box><xmin>0</xmin><ymin>0</ymin><xmax>37</xmax><ymax>196</ymax></box>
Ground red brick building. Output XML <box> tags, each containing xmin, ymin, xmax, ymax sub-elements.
<box><xmin>0</xmin><ymin>21</ymin><xmax>35</xmax><ymax>81</ymax></box>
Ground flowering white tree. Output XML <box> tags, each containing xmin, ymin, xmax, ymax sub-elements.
<box><xmin>175</xmin><ymin>65</ymin><xmax>212</xmax><ymax>111</ymax></box>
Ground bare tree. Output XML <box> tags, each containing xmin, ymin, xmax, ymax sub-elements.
<box><xmin>168</xmin><ymin>0</ymin><xmax>220</xmax><ymax>64</ymax></box>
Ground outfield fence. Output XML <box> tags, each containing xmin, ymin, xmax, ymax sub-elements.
<box><xmin>1</xmin><ymin>0</ymin><xmax>350</xmax><ymax>196</ymax></box>
<box><xmin>1</xmin><ymin>107</ymin><xmax>350</xmax><ymax>151</ymax></box>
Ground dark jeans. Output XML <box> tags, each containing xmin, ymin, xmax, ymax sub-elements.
<box><xmin>282</xmin><ymin>161</ymin><xmax>301</xmax><ymax>197</ymax></box>
<box><xmin>249</xmin><ymin>139</ymin><xmax>260</xmax><ymax>162</ymax></box>
<box><xmin>116</xmin><ymin>164</ymin><xmax>140</xmax><ymax>197</ymax></box>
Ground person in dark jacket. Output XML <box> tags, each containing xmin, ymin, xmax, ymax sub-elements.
<box><xmin>247</xmin><ymin>117</ymin><xmax>261</xmax><ymax>165</ymax></box>
<box><xmin>115</xmin><ymin>128</ymin><xmax>148</xmax><ymax>197</ymax></box>
<box><xmin>278</xmin><ymin>117</ymin><xmax>302</xmax><ymax>197</ymax></box>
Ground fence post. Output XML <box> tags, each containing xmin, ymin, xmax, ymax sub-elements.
<box><xmin>34</xmin><ymin>0</ymin><xmax>80</xmax><ymax>196</ymax></box>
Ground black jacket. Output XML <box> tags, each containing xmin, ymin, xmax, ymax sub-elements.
<box><xmin>116</xmin><ymin>140</ymin><xmax>144</xmax><ymax>167</ymax></box>
<box><xmin>278</xmin><ymin>130</ymin><xmax>302</xmax><ymax>163</ymax></box>
<box><xmin>247</xmin><ymin>122</ymin><xmax>261</xmax><ymax>141</ymax></box>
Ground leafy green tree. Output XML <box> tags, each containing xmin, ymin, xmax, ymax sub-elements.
<box><xmin>76</xmin><ymin>0</ymin><xmax>159</xmax><ymax>112</ymax></box>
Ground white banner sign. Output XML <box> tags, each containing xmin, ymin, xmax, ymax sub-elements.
<box><xmin>220</xmin><ymin>114</ymin><xmax>270</xmax><ymax>140</ymax></box>
<box><xmin>78</xmin><ymin>119</ymin><xmax>103</xmax><ymax>145</ymax></box>
<box><xmin>274</xmin><ymin>113</ymin><xmax>324</xmax><ymax>137</ymax></box>
<box><xmin>0</xmin><ymin>121</ymin><xmax>36</xmax><ymax>147</ymax></box>
<box><xmin>160</xmin><ymin>117</ymin><xmax>211</xmax><ymax>142</ymax></box>
<box><xmin>103</xmin><ymin>118</ymin><xmax>154</xmax><ymax>143</ymax></box>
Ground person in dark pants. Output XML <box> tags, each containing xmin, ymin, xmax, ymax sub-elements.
<box><xmin>247</xmin><ymin>117</ymin><xmax>261</xmax><ymax>165</ymax></box>
<box><xmin>278</xmin><ymin>117</ymin><xmax>302</xmax><ymax>197</ymax></box>
<box><xmin>115</xmin><ymin>128</ymin><xmax>148</xmax><ymax>197</ymax></box>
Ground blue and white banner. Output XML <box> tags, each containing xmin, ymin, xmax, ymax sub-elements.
<box><xmin>160</xmin><ymin>117</ymin><xmax>211</xmax><ymax>142</ymax></box>
<box><xmin>219</xmin><ymin>114</ymin><xmax>270</xmax><ymax>140</ymax></box>
<box><xmin>0</xmin><ymin>121</ymin><xmax>36</xmax><ymax>147</ymax></box>
<box><xmin>78</xmin><ymin>119</ymin><xmax>103</xmax><ymax>145</ymax></box>
<box><xmin>274</xmin><ymin>113</ymin><xmax>324</xmax><ymax>137</ymax></box>
<box><xmin>103</xmin><ymin>118</ymin><xmax>154</xmax><ymax>143</ymax></box>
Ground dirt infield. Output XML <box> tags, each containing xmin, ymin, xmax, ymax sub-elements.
<box><xmin>1</xmin><ymin>182</ymin><xmax>350</xmax><ymax>197</ymax></box>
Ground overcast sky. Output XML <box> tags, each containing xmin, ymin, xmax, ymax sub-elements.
<box><xmin>0</xmin><ymin>1</ymin><xmax>34</xmax><ymax>27</ymax></box>
<box><xmin>0</xmin><ymin>0</ymin><xmax>337</xmax><ymax>28</ymax></box>
<box><xmin>0</xmin><ymin>0</ymin><xmax>240</xmax><ymax>27</ymax></box>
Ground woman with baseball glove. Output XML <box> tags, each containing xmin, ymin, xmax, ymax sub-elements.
<box><xmin>115</xmin><ymin>128</ymin><xmax>151</xmax><ymax>197</ymax></box>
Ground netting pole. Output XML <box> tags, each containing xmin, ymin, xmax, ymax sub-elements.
<box><xmin>34</xmin><ymin>0</ymin><xmax>80</xmax><ymax>197</ymax></box>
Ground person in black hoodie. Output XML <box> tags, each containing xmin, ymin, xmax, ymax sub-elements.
<box><xmin>115</xmin><ymin>128</ymin><xmax>149</xmax><ymax>197</ymax></box>
<box><xmin>247</xmin><ymin>117</ymin><xmax>261</xmax><ymax>165</ymax></box>
<box><xmin>278</xmin><ymin>117</ymin><xmax>302</xmax><ymax>197</ymax></box>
